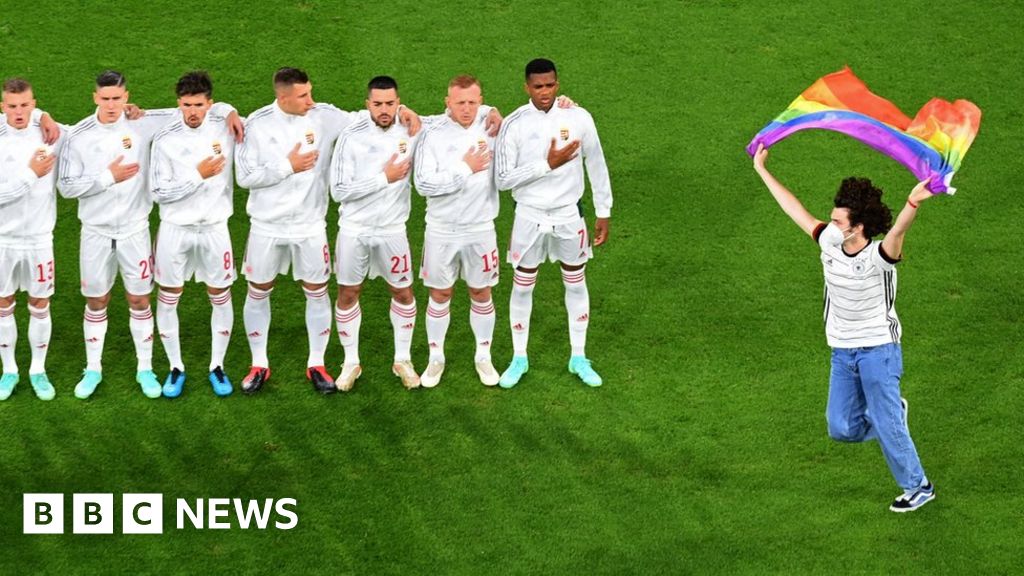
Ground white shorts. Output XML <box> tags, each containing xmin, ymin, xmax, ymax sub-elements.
<box><xmin>335</xmin><ymin>231</ymin><xmax>413</xmax><ymax>288</ymax></box>
<box><xmin>154</xmin><ymin>222</ymin><xmax>237</xmax><ymax>289</ymax></box>
<box><xmin>0</xmin><ymin>245</ymin><xmax>56</xmax><ymax>299</ymax></box>
<box><xmin>242</xmin><ymin>230</ymin><xmax>331</xmax><ymax>285</ymax></box>
<box><xmin>80</xmin><ymin>228</ymin><xmax>154</xmax><ymax>297</ymax></box>
<box><xmin>507</xmin><ymin>215</ymin><xmax>591</xmax><ymax>269</ymax></box>
<box><xmin>420</xmin><ymin>229</ymin><xmax>499</xmax><ymax>289</ymax></box>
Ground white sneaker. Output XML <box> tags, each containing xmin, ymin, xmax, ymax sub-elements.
<box><xmin>420</xmin><ymin>361</ymin><xmax>445</xmax><ymax>388</ymax></box>
<box><xmin>336</xmin><ymin>364</ymin><xmax>362</xmax><ymax>392</ymax></box>
<box><xmin>475</xmin><ymin>359</ymin><xmax>500</xmax><ymax>386</ymax></box>
<box><xmin>392</xmin><ymin>361</ymin><xmax>420</xmax><ymax>389</ymax></box>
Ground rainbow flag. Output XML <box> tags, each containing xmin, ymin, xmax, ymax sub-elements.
<box><xmin>745</xmin><ymin>67</ymin><xmax>981</xmax><ymax>194</ymax></box>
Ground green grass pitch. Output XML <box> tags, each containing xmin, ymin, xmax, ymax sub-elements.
<box><xmin>1</xmin><ymin>1</ymin><xmax>1021</xmax><ymax>573</ymax></box>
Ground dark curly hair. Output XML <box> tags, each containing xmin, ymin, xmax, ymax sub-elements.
<box><xmin>834</xmin><ymin>177</ymin><xmax>892</xmax><ymax>238</ymax></box>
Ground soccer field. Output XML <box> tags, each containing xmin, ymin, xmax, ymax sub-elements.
<box><xmin>2</xmin><ymin>1</ymin><xmax>1021</xmax><ymax>573</ymax></box>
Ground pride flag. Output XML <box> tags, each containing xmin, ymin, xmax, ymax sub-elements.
<box><xmin>745</xmin><ymin>67</ymin><xmax>981</xmax><ymax>194</ymax></box>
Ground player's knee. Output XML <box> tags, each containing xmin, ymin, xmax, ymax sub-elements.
<box><xmin>0</xmin><ymin>294</ymin><xmax>16</xmax><ymax>308</ymax></box>
<box><xmin>390</xmin><ymin>286</ymin><xmax>414</xmax><ymax>305</ymax></box>
<box><xmin>429</xmin><ymin>288</ymin><xmax>453</xmax><ymax>303</ymax></box>
<box><xmin>336</xmin><ymin>285</ymin><xmax>361</xmax><ymax>309</ymax></box>
<box><xmin>207</xmin><ymin>286</ymin><xmax>229</xmax><ymax>297</ymax></box>
<box><xmin>468</xmin><ymin>286</ymin><xmax>491</xmax><ymax>302</ymax></box>
<box><xmin>27</xmin><ymin>297</ymin><xmax>50</xmax><ymax>309</ymax></box>
<box><xmin>160</xmin><ymin>285</ymin><xmax>184</xmax><ymax>295</ymax></box>
<box><xmin>249</xmin><ymin>280</ymin><xmax>275</xmax><ymax>292</ymax></box>
<box><xmin>125</xmin><ymin>293</ymin><xmax>151</xmax><ymax>310</ymax></box>
<box><xmin>86</xmin><ymin>294</ymin><xmax>111</xmax><ymax>311</ymax></box>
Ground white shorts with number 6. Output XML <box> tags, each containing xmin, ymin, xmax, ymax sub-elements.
<box><xmin>420</xmin><ymin>229</ymin><xmax>499</xmax><ymax>290</ymax></box>
<box><xmin>0</xmin><ymin>245</ymin><xmax>56</xmax><ymax>298</ymax></box>
<box><xmin>242</xmin><ymin>230</ymin><xmax>332</xmax><ymax>285</ymax></box>
<box><xmin>507</xmin><ymin>215</ymin><xmax>591</xmax><ymax>269</ymax></box>
<box><xmin>154</xmin><ymin>221</ymin><xmax>236</xmax><ymax>289</ymax></box>
<box><xmin>79</xmin><ymin>228</ymin><xmax>154</xmax><ymax>297</ymax></box>
<box><xmin>335</xmin><ymin>231</ymin><xmax>413</xmax><ymax>288</ymax></box>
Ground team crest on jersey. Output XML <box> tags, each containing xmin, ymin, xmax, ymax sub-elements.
<box><xmin>559</xmin><ymin>126</ymin><xmax>569</xmax><ymax>141</ymax></box>
<box><xmin>305</xmin><ymin>130</ymin><xmax>315</xmax><ymax>145</ymax></box>
<box><xmin>853</xmin><ymin>261</ymin><xmax>866</xmax><ymax>274</ymax></box>
<box><xmin>122</xmin><ymin>136</ymin><xmax>132</xmax><ymax>150</ymax></box>
<box><xmin>212</xmin><ymin>141</ymin><xmax>223</xmax><ymax>155</ymax></box>
<box><xmin>398</xmin><ymin>140</ymin><xmax>408</xmax><ymax>154</ymax></box>
<box><xmin>477</xmin><ymin>139</ymin><xmax>487</xmax><ymax>150</ymax></box>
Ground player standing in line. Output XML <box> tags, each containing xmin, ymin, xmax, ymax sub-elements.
<box><xmin>150</xmin><ymin>71</ymin><xmax>244</xmax><ymax>398</ymax></box>
<box><xmin>330</xmin><ymin>75</ymin><xmax>429</xmax><ymax>391</ymax></box>
<box><xmin>753</xmin><ymin>143</ymin><xmax>936</xmax><ymax>513</ymax></box>
<box><xmin>235</xmin><ymin>67</ymin><xmax>421</xmax><ymax>394</ymax></box>
<box><xmin>412</xmin><ymin>74</ymin><xmax>504</xmax><ymax>388</ymax></box>
<box><xmin>0</xmin><ymin>78</ymin><xmax>63</xmax><ymax>401</ymax></box>
<box><xmin>494</xmin><ymin>58</ymin><xmax>613</xmax><ymax>389</ymax></box>
<box><xmin>59</xmin><ymin>70</ymin><xmax>241</xmax><ymax>399</ymax></box>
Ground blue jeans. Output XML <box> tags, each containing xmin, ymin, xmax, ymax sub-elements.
<box><xmin>826</xmin><ymin>343</ymin><xmax>926</xmax><ymax>490</ymax></box>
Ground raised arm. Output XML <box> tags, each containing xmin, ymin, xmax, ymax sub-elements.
<box><xmin>752</xmin><ymin>144</ymin><xmax>822</xmax><ymax>237</ymax></box>
<box><xmin>881</xmin><ymin>179</ymin><xmax>934</xmax><ymax>259</ymax></box>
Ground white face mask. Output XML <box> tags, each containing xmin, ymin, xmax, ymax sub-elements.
<box><xmin>821</xmin><ymin>223</ymin><xmax>856</xmax><ymax>246</ymax></box>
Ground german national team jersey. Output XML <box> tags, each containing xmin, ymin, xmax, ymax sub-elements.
<box><xmin>814</xmin><ymin>222</ymin><xmax>902</xmax><ymax>348</ymax></box>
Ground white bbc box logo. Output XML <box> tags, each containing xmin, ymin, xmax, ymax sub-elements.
<box><xmin>73</xmin><ymin>493</ymin><xmax>114</xmax><ymax>534</ymax></box>
<box><xmin>23</xmin><ymin>494</ymin><xmax>64</xmax><ymax>534</ymax></box>
<box><xmin>122</xmin><ymin>493</ymin><xmax>163</xmax><ymax>534</ymax></box>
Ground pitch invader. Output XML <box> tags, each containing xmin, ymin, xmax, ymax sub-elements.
<box><xmin>0</xmin><ymin>78</ymin><xmax>64</xmax><ymax>401</ymax></box>
<box><xmin>235</xmin><ymin>67</ymin><xmax>422</xmax><ymax>395</ymax></box>
<box><xmin>331</xmin><ymin>75</ymin><xmax>439</xmax><ymax>391</ymax></box>
<box><xmin>494</xmin><ymin>58</ymin><xmax>613</xmax><ymax>388</ymax></box>
<box><xmin>412</xmin><ymin>75</ymin><xmax>505</xmax><ymax>387</ymax></box>
<box><xmin>151</xmin><ymin>71</ymin><xmax>245</xmax><ymax>398</ymax></box>
<box><xmin>59</xmin><ymin>70</ymin><xmax>242</xmax><ymax>399</ymax></box>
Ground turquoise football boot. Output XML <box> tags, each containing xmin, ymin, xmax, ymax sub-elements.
<box><xmin>0</xmin><ymin>373</ymin><xmax>18</xmax><ymax>400</ymax></box>
<box><xmin>137</xmin><ymin>370</ymin><xmax>162</xmax><ymax>399</ymax></box>
<box><xmin>74</xmin><ymin>370</ymin><xmax>102</xmax><ymax>399</ymax></box>
<box><xmin>29</xmin><ymin>373</ymin><xmax>56</xmax><ymax>400</ymax></box>
<box><xmin>568</xmin><ymin>356</ymin><xmax>603</xmax><ymax>387</ymax></box>
<box><xmin>498</xmin><ymin>356</ymin><xmax>529</xmax><ymax>389</ymax></box>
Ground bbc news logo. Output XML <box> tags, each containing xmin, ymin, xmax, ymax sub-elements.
<box><xmin>23</xmin><ymin>494</ymin><xmax>298</xmax><ymax>534</ymax></box>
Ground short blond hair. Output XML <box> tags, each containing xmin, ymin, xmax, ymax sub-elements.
<box><xmin>448</xmin><ymin>75</ymin><xmax>480</xmax><ymax>90</ymax></box>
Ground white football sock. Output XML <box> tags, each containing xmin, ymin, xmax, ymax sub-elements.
<box><xmin>562</xmin><ymin>267</ymin><xmax>590</xmax><ymax>357</ymax></box>
<box><xmin>469</xmin><ymin>298</ymin><xmax>495</xmax><ymax>362</ymax></box>
<box><xmin>156</xmin><ymin>289</ymin><xmax>183</xmax><ymax>371</ymax></box>
<box><xmin>509</xmin><ymin>269</ymin><xmax>537</xmax><ymax>356</ymax></box>
<box><xmin>244</xmin><ymin>285</ymin><xmax>272</xmax><ymax>368</ymax></box>
<box><xmin>0</xmin><ymin>304</ymin><xmax>16</xmax><ymax>374</ymax></box>
<box><xmin>129</xmin><ymin>306</ymin><xmax>154</xmax><ymax>371</ymax></box>
<box><xmin>390</xmin><ymin>299</ymin><xmax>416</xmax><ymax>363</ymax></box>
<box><xmin>335</xmin><ymin>303</ymin><xmax>362</xmax><ymax>366</ymax></box>
<box><xmin>303</xmin><ymin>285</ymin><xmax>331</xmax><ymax>368</ymax></box>
<box><xmin>28</xmin><ymin>303</ymin><xmax>52</xmax><ymax>374</ymax></box>
<box><xmin>425</xmin><ymin>298</ymin><xmax>450</xmax><ymax>363</ymax></box>
<box><xmin>83</xmin><ymin>306</ymin><xmax>108</xmax><ymax>372</ymax></box>
<box><xmin>209</xmin><ymin>290</ymin><xmax>233</xmax><ymax>371</ymax></box>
